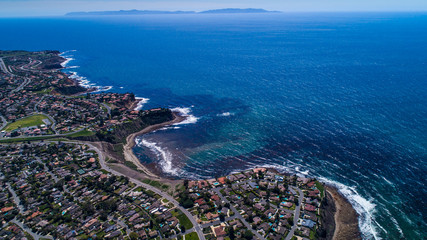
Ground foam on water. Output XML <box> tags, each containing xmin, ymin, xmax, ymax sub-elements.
<box><xmin>134</xmin><ymin>97</ymin><xmax>150</xmax><ymax>111</ymax></box>
<box><xmin>60</xmin><ymin>57</ymin><xmax>74</xmax><ymax>68</ymax></box>
<box><xmin>60</xmin><ymin>50</ymin><xmax>77</xmax><ymax>67</ymax></box>
<box><xmin>68</xmin><ymin>71</ymin><xmax>112</xmax><ymax>92</ymax></box>
<box><xmin>171</xmin><ymin>107</ymin><xmax>199</xmax><ymax>125</ymax></box>
<box><xmin>217</xmin><ymin>112</ymin><xmax>234</xmax><ymax>117</ymax></box>
<box><xmin>135</xmin><ymin>138</ymin><xmax>179</xmax><ymax>176</ymax></box>
<box><xmin>318</xmin><ymin>177</ymin><xmax>383</xmax><ymax>240</ymax></box>
<box><xmin>61</xmin><ymin>50</ymin><xmax>112</xmax><ymax>92</ymax></box>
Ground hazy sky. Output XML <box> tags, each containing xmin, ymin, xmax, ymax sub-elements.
<box><xmin>1</xmin><ymin>0</ymin><xmax>426</xmax><ymax>17</ymax></box>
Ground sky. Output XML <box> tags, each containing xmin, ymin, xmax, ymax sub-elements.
<box><xmin>0</xmin><ymin>0</ymin><xmax>427</xmax><ymax>17</ymax></box>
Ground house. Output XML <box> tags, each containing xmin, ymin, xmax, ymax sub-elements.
<box><xmin>300</xmin><ymin>219</ymin><xmax>316</xmax><ymax>228</ymax></box>
<box><xmin>280</xmin><ymin>201</ymin><xmax>293</xmax><ymax>208</ymax></box>
<box><xmin>213</xmin><ymin>226</ymin><xmax>227</xmax><ymax>237</ymax></box>
<box><xmin>304</xmin><ymin>204</ymin><xmax>316</xmax><ymax>212</ymax></box>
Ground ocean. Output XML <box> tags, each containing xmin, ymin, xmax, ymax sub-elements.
<box><xmin>0</xmin><ymin>12</ymin><xmax>426</xmax><ymax>239</ymax></box>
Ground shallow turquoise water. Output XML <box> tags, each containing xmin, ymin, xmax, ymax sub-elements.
<box><xmin>0</xmin><ymin>13</ymin><xmax>426</xmax><ymax>239</ymax></box>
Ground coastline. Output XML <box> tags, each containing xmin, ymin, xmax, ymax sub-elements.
<box><xmin>326</xmin><ymin>185</ymin><xmax>362</xmax><ymax>240</ymax></box>
<box><xmin>122</xmin><ymin>112</ymin><xmax>186</xmax><ymax>179</ymax></box>
<box><xmin>58</xmin><ymin>52</ymin><xmax>363</xmax><ymax>239</ymax></box>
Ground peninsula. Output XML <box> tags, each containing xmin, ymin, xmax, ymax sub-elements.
<box><xmin>0</xmin><ymin>50</ymin><xmax>360</xmax><ymax>240</ymax></box>
<box><xmin>66</xmin><ymin>8</ymin><xmax>280</xmax><ymax>16</ymax></box>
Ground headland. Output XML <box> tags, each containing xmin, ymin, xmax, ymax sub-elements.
<box><xmin>0</xmin><ymin>49</ymin><xmax>361</xmax><ymax>240</ymax></box>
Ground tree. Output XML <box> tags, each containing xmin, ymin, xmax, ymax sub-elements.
<box><xmin>81</xmin><ymin>201</ymin><xmax>95</xmax><ymax>215</ymax></box>
<box><xmin>229</xmin><ymin>226</ymin><xmax>235</xmax><ymax>240</ymax></box>
<box><xmin>181</xmin><ymin>198</ymin><xmax>194</xmax><ymax>208</ymax></box>
<box><xmin>129</xmin><ymin>232</ymin><xmax>139</xmax><ymax>240</ymax></box>
<box><xmin>181</xmin><ymin>225</ymin><xmax>186</xmax><ymax>233</ymax></box>
<box><xmin>243</xmin><ymin>230</ymin><xmax>254</xmax><ymax>239</ymax></box>
<box><xmin>219</xmin><ymin>213</ymin><xmax>225</xmax><ymax>222</ymax></box>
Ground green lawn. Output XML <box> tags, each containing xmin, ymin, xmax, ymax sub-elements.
<box><xmin>184</xmin><ymin>232</ymin><xmax>199</xmax><ymax>240</ymax></box>
<box><xmin>315</xmin><ymin>181</ymin><xmax>325</xmax><ymax>198</ymax></box>
<box><xmin>172</xmin><ymin>209</ymin><xmax>193</xmax><ymax>230</ymax></box>
<box><xmin>142</xmin><ymin>179</ymin><xmax>170</xmax><ymax>190</ymax></box>
<box><xmin>2</xmin><ymin>114</ymin><xmax>49</xmax><ymax>131</ymax></box>
<box><xmin>66</xmin><ymin>129</ymin><xmax>95</xmax><ymax>138</ymax></box>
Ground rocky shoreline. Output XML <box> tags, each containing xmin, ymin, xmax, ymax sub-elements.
<box><xmin>59</xmin><ymin>51</ymin><xmax>362</xmax><ymax>239</ymax></box>
<box><xmin>326</xmin><ymin>186</ymin><xmax>362</xmax><ymax>240</ymax></box>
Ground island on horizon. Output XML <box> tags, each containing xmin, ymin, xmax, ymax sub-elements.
<box><xmin>0</xmin><ymin>50</ymin><xmax>360</xmax><ymax>240</ymax></box>
<box><xmin>65</xmin><ymin>8</ymin><xmax>281</xmax><ymax>16</ymax></box>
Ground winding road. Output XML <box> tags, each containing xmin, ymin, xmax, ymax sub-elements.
<box><xmin>0</xmin><ymin>58</ymin><xmax>10</xmax><ymax>74</ymax></box>
<box><xmin>63</xmin><ymin>141</ymin><xmax>206</xmax><ymax>240</ymax></box>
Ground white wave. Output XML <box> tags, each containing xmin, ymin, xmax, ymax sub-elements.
<box><xmin>382</xmin><ymin>176</ymin><xmax>394</xmax><ymax>187</ymax></box>
<box><xmin>60</xmin><ymin>50</ymin><xmax>111</xmax><ymax>92</ymax></box>
<box><xmin>295</xmin><ymin>166</ymin><xmax>309</xmax><ymax>176</ymax></box>
<box><xmin>134</xmin><ymin>97</ymin><xmax>150</xmax><ymax>111</ymax></box>
<box><xmin>60</xmin><ymin>57</ymin><xmax>74</xmax><ymax>67</ymax></box>
<box><xmin>217</xmin><ymin>112</ymin><xmax>234</xmax><ymax>117</ymax></box>
<box><xmin>68</xmin><ymin>71</ymin><xmax>112</xmax><ymax>93</ymax></box>
<box><xmin>61</xmin><ymin>50</ymin><xmax>77</xmax><ymax>54</ymax></box>
<box><xmin>135</xmin><ymin>138</ymin><xmax>178</xmax><ymax>175</ymax></box>
<box><xmin>67</xmin><ymin>65</ymin><xmax>80</xmax><ymax>69</ymax></box>
<box><xmin>383</xmin><ymin>208</ymin><xmax>404</xmax><ymax>238</ymax></box>
<box><xmin>59</xmin><ymin>50</ymin><xmax>77</xmax><ymax>68</ymax></box>
<box><xmin>171</xmin><ymin>107</ymin><xmax>199</xmax><ymax>125</ymax></box>
<box><xmin>318</xmin><ymin>177</ymin><xmax>383</xmax><ymax>240</ymax></box>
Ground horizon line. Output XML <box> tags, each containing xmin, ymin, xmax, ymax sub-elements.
<box><xmin>1</xmin><ymin>10</ymin><xmax>427</xmax><ymax>18</ymax></box>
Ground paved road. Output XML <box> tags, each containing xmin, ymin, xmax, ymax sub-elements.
<box><xmin>213</xmin><ymin>187</ymin><xmax>266</xmax><ymax>240</ymax></box>
<box><xmin>34</xmin><ymin>156</ymin><xmax>63</xmax><ymax>186</ymax></box>
<box><xmin>0</xmin><ymin>113</ymin><xmax>7</xmax><ymax>131</ymax></box>
<box><xmin>285</xmin><ymin>187</ymin><xmax>304</xmax><ymax>240</ymax></box>
<box><xmin>200</xmin><ymin>215</ymin><xmax>237</xmax><ymax>228</ymax></box>
<box><xmin>101</xmin><ymin>102</ymin><xmax>111</xmax><ymax>115</ymax></box>
<box><xmin>34</xmin><ymin>95</ymin><xmax>45</xmax><ymax>112</ymax></box>
<box><xmin>75</xmin><ymin>141</ymin><xmax>206</xmax><ymax>240</ymax></box>
<box><xmin>6</xmin><ymin>183</ymin><xmax>24</xmax><ymax>213</ymax></box>
<box><xmin>0</xmin><ymin>57</ymin><xmax>10</xmax><ymax>74</ymax></box>
<box><xmin>6</xmin><ymin>182</ymin><xmax>54</xmax><ymax>239</ymax></box>
<box><xmin>11</xmin><ymin>219</ymin><xmax>53</xmax><ymax>240</ymax></box>
<box><xmin>10</xmin><ymin>77</ymin><xmax>31</xmax><ymax>94</ymax></box>
<box><xmin>0</xmin><ymin>122</ymin><xmax>92</xmax><ymax>141</ymax></box>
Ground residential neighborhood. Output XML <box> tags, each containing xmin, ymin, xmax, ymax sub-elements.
<box><xmin>0</xmin><ymin>50</ymin><xmax>331</xmax><ymax>240</ymax></box>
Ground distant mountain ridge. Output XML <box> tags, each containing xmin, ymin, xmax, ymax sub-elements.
<box><xmin>65</xmin><ymin>8</ymin><xmax>280</xmax><ymax>16</ymax></box>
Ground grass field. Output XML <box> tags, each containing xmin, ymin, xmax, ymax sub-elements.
<box><xmin>315</xmin><ymin>181</ymin><xmax>325</xmax><ymax>198</ymax></box>
<box><xmin>142</xmin><ymin>179</ymin><xmax>170</xmax><ymax>190</ymax></box>
<box><xmin>66</xmin><ymin>129</ymin><xmax>95</xmax><ymax>138</ymax></box>
<box><xmin>184</xmin><ymin>232</ymin><xmax>199</xmax><ymax>240</ymax></box>
<box><xmin>172</xmin><ymin>209</ymin><xmax>193</xmax><ymax>230</ymax></box>
<box><xmin>2</xmin><ymin>114</ymin><xmax>49</xmax><ymax>132</ymax></box>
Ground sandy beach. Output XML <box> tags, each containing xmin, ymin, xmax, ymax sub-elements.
<box><xmin>326</xmin><ymin>186</ymin><xmax>362</xmax><ymax>240</ymax></box>
<box><xmin>122</xmin><ymin>112</ymin><xmax>186</xmax><ymax>179</ymax></box>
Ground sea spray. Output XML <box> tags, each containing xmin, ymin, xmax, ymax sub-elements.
<box><xmin>318</xmin><ymin>177</ymin><xmax>383</xmax><ymax>240</ymax></box>
<box><xmin>134</xmin><ymin>97</ymin><xmax>150</xmax><ymax>111</ymax></box>
<box><xmin>60</xmin><ymin>50</ymin><xmax>112</xmax><ymax>92</ymax></box>
<box><xmin>136</xmin><ymin>138</ymin><xmax>178</xmax><ymax>176</ymax></box>
<box><xmin>217</xmin><ymin>112</ymin><xmax>234</xmax><ymax>117</ymax></box>
<box><xmin>171</xmin><ymin>107</ymin><xmax>199</xmax><ymax>125</ymax></box>
<box><xmin>68</xmin><ymin>71</ymin><xmax>113</xmax><ymax>92</ymax></box>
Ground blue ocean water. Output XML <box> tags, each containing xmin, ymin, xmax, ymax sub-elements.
<box><xmin>0</xmin><ymin>12</ymin><xmax>426</xmax><ymax>239</ymax></box>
